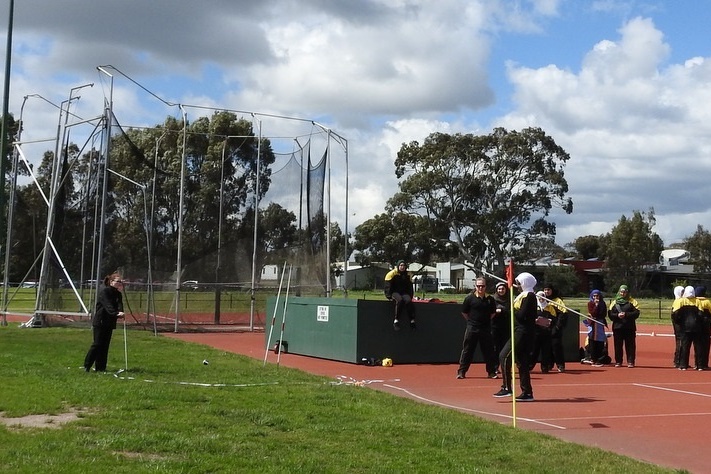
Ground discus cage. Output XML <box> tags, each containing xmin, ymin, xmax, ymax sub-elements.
<box><xmin>0</xmin><ymin>65</ymin><xmax>349</xmax><ymax>332</ymax></box>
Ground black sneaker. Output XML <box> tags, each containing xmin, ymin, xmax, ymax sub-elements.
<box><xmin>393</xmin><ymin>319</ymin><xmax>400</xmax><ymax>331</ymax></box>
<box><xmin>487</xmin><ymin>373</ymin><xmax>499</xmax><ymax>379</ymax></box>
<box><xmin>409</xmin><ymin>320</ymin><xmax>416</xmax><ymax>330</ymax></box>
<box><xmin>493</xmin><ymin>388</ymin><xmax>512</xmax><ymax>398</ymax></box>
<box><xmin>515</xmin><ymin>393</ymin><xmax>534</xmax><ymax>402</ymax></box>
<box><xmin>456</xmin><ymin>373</ymin><xmax>465</xmax><ymax>379</ymax></box>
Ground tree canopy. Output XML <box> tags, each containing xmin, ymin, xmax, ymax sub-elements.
<box><xmin>351</xmin><ymin>212</ymin><xmax>456</xmax><ymax>269</ymax></box>
<box><xmin>385</xmin><ymin>127</ymin><xmax>573</xmax><ymax>272</ymax></box>
<box><xmin>566</xmin><ymin>235</ymin><xmax>602</xmax><ymax>261</ymax></box>
<box><xmin>683</xmin><ymin>225</ymin><xmax>711</xmax><ymax>274</ymax></box>
<box><xmin>600</xmin><ymin>209</ymin><xmax>664</xmax><ymax>294</ymax></box>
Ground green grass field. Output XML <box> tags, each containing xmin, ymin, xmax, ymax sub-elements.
<box><xmin>0</xmin><ymin>327</ymin><xmax>675</xmax><ymax>473</ymax></box>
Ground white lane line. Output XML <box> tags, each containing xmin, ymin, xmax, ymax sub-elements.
<box><xmin>541</xmin><ymin>411</ymin><xmax>711</xmax><ymax>422</ymax></box>
<box><xmin>634</xmin><ymin>383</ymin><xmax>711</xmax><ymax>398</ymax></box>
<box><xmin>381</xmin><ymin>383</ymin><xmax>567</xmax><ymax>430</ymax></box>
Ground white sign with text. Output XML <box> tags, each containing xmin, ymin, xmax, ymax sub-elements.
<box><xmin>317</xmin><ymin>305</ymin><xmax>329</xmax><ymax>322</ymax></box>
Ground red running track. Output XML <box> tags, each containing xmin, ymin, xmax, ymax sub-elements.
<box><xmin>167</xmin><ymin>324</ymin><xmax>709</xmax><ymax>472</ymax></box>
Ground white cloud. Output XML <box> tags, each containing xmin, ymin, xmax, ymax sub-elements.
<box><xmin>235</xmin><ymin>2</ymin><xmax>495</xmax><ymax>121</ymax></box>
<box><xmin>501</xmin><ymin>15</ymin><xmax>711</xmax><ymax>246</ymax></box>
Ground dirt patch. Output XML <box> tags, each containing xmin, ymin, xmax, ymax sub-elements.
<box><xmin>0</xmin><ymin>408</ymin><xmax>85</xmax><ymax>430</ymax></box>
<box><xmin>116</xmin><ymin>451</ymin><xmax>168</xmax><ymax>461</ymax></box>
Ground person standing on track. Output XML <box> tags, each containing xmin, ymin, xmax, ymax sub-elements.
<box><xmin>694</xmin><ymin>286</ymin><xmax>711</xmax><ymax>370</ymax></box>
<box><xmin>672</xmin><ymin>286</ymin><xmax>700</xmax><ymax>370</ymax></box>
<box><xmin>491</xmin><ymin>282</ymin><xmax>511</xmax><ymax>375</ymax></box>
<box><xmin>544</xmin><ymin>283</ymin><xmax>569</xmax><ymax>373</ymax></box>
<box><xmin>456</xmin><ymin>277</ymin><xmax>497</xmax><ymax>379</ymax></box>
<box><xmin>530</xmin><ymin>291</ymin><xmax>553</xmax><ymax>373</ymax></box>
<box><xmin>608</xmin><ymin>284</ymin><xmax>640</xmax><ymax>368</ymax></box>
<box><xmin>584</xmin><ymin>289</ymin><xmax>608</xmax><ymax>366</ymax></box>
<box><xmin>83</xmin><ymin>272</ymin><xmax>125</xmax><ymax>372</ymax></box>
<box><xmin>494</xmin><ymin>272</ymin><xmax>537</xmax><ymax>402</ymax></box>
<box><xmin>671</xmin><ymin>285</ymin><xmax>685</xmax><ymax>368</ymax></box>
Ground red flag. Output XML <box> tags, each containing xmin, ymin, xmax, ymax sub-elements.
<box><xmin>505</xmin><ymin>259</ymin><xmax>514</xmax><ymax>287</ymax></box>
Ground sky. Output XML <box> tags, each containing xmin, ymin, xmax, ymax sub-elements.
<box><xmin>2</xmin><ymin>0</ymin><xmax>711</xmax><ymax>250</ymax></box>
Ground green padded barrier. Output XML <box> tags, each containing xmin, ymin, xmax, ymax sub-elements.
<box><xmin>266</xmin><ymin>297</ymin><xmax>581</xmax><ymax>365</ymax></box>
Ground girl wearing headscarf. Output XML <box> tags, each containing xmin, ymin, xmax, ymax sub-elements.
<box><xmin>584</xmin><ymin>289</ymin><xmax>608</xmax><ymax>365</ymax></box>
<box><xmin>544</xmin><ymin>283</ymin><xmax>569</xmax><ymax>373</ymax></box>
<box><xmin>671</xmin><ymin>286</ymin><xmax>699</xmax><ymax>370</ymax></box>
<box><xmin>494</xmin><ymin>272</ymin><xmax>537</xmax><ymax>401</ymax></box>
<box><xmin>384</xmin><ymin>260</ymin><xmax>415</xmax><ymax>330</ymax></box>
<box><xmin>694</xmin><ymin>286</ymin><xmax>711</xmax><ymax>370</ymax></box>
<box><xmin>530</xmin><ymin>291</ymin><xmax>554</xmax><ymax>373</ymax></box>
<box><xmin>608</xmin><ymin>284</ymin><xmax>640</xmax><ymax>367</ymax></box>
<box><xmin>671</xmin><ymin>285</ymin><xmax>685</xmax><ymax>368</ymax></box>
<box><xmin>491</xmin><ymin>282</ymin><xmax>511</xmax><ymax>375</ymax></box>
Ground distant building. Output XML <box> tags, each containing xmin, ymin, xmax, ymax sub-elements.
<box><xmin>261</xmin><ymin>264</ymin><xmax>280</xmax><ymax>282</ymax></box>
<box><xmin>333</xmin><ymin>262</ymin><xmax>391</xmax><ymax>290</ymax></box>
<box><xmin>435</xmin><ymin>262</ymin><xmax>477</xmax><ymax>291</ymax></box>
<box><xmin>559</xmin><ymin>258</ymin><xmax>605</xmax><ymax>293</ymax></box>
<box><xmin>659</xmin><ymin>249</ymin><xmax>691</xmax><ymax>269</ymax></box>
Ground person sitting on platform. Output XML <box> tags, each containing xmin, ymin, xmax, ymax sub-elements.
<box><xmin>384</xmin><ymin>260</ymin><xmax>416</xmax><ymax>331</ymax></box>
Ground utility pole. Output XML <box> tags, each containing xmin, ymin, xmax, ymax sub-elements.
<box><xmin>0</xmin><ymin>0</ymin><xmax>15</xmax><ymax>276</ymax></box>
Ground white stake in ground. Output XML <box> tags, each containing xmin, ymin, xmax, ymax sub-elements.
<box><xmin>115</xmin><ymin>316</ymin><xmax>127</xmax><ymax>376</ymax></box>
<box><xmin>124</xmin><ymin>316</ymin><xmax>128</xmax><ymax>370</ymax></box>
<box><xmin>263</xmin><ymin>262</ymin><xmax>287</xmax><ymax>367</ymax></box>
<box><xmin>276</xmin><ymin>264</ymin><xmax>293</xmax><ymax>367</ymax></box>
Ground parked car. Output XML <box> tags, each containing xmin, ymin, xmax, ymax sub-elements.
<box><xmin>437</xmin><ymin>282</ymin><xmax>456</xmax><ymax>292</ymax></box>
<box><xmin>413</xmin><ymin>275</ymin><xmax>438</xmax><ymax>292</ymax></box>
<box><xmin>182</xmin><ymin>280</ymin><xmax>199</xmax><ymax>290</ymax></box>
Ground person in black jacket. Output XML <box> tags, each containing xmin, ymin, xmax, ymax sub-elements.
<box><xmin>491</xmin><ymin>282</ymin><xmax>511</xmax><ymax>375</ymax></box>
<box><xmin>608</xmin><ymin>284</ymin><xmax>641</xmax><ymax>368</ymax></box>
<box><xmin>494</xmin><ymin>272</ymin><xmax>537</xmax><ymax>401</ymax></box>
<box><xmin>671</xmin><ymin>286</ymin><xmax>700</xmax><ymax>371</ymax></box>
<box><xmin>585</xmin><ymin>289</ymin><xmax>608</xmax><ymax>365</ymax></box>
<box><xmin>383</xmin><ymin>260</ymin><xmax>415</xmax><ymax>330</ymax></box>
<box><xmin>544</xmin><ymin>283</ymin><xmax>569</xmax><ymax>373</ymax></box>
<box><xmin>456</xmin><ymin>277</ymin><xmax>497</xmax><ymax>379</ymax></box>
<box><xmin>83</xmin><ymin>272</ymin><xmax>125</xmax><ymax>372</ymax></box>
<box><xmin>530</xmin><ymin>291</ymin><xmax>554</xmax><ymax>373</ymax></box>
<box><xmin>694</xmin><ymin>286</ymin><xmax>711</xmax><ymax>371</ymax></box>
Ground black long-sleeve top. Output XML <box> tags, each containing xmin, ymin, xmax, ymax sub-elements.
<box><xmin>92</xmin><ymin>285</ymin><xmax>123</xmax><ymax>329</ymax></box>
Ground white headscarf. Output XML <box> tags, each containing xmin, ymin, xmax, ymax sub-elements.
<box><xmin>683</xmin><ymin>285</ymin><xmax>695</xmax><ymax>298</ymax></box>
<box><xmin>515</xmin><ymin>272</ymin><xmax>537</xmax><ymax>294</ymax></box>
<box><xmin>673</xmin><ymin>286</ymin><xmax>684</xmax><ymax>299</ymax></box>
<box><xmin>536</xmin><ymin>290</ymin><xmax>548</xmax><ymax>309</ymax></box>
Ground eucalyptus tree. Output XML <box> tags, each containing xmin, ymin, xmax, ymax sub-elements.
<box><xmin>388</xmin><ymin>127</ymin><xmax>573</xmax><ymax>272</ymax></box>
<box><xmin>352</xmin><ymin>211</ymin><xmax>455</xmax><ymax>268</ymax></box>
<box><xmin>683</xmin><ymin>225</ymin><xmax>711</xmax><ymax>274</ymax></box>
<box><xmin>600</xmin><ymin>209</ymin><xmax>664</xmax><ymax>293</ymax></box>
<box><xmin>566</xmin><ymin>235</ymin><xmax>603</xmax><ymax>261</ymax></box>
